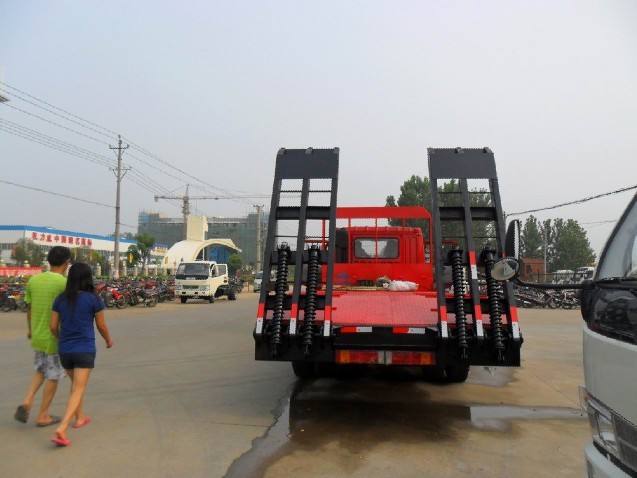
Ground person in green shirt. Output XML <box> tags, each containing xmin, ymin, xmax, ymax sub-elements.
<box><xmin>14</xmin><ymin>246</ymin><xmax>71</xmax><ymax>427</ymax></box>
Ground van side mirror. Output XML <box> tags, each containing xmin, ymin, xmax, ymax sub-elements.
<box><xmin>505</xmin><ymin>219</ymin><xmax>521</xmax><ymax>258</ymax></box>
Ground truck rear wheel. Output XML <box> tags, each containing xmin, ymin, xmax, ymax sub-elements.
<box><xmin>445</xmin><ymin>363</ymin><xmax>470</xmax><ymax>383</ymax></box>
<box><xmin>228</xmin><ymin>288</ymin><xmax>237</xmax><ymax>301</ymax></box>
<box><xmin>180</xmin><ymin>297</ymin><xmax>187</xmax><ymax>304</ymax></box>
<box><xmin>292</xmin><ymin>361</ymin><xmax>316</xmax><ymax>379</ymax></box>
<box><xmin>422</xmin><ymin>365</ymin><xmax>446</xmax><ymax>382</ymax></box>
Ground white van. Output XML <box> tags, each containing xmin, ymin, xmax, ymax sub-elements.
<box><xmin>573</xmin><ymin>266</ymin><xmax>595</xmax><ymax>283</ymax></box>
<box><xmin>174</xmin><ymin>261</ymin><xmax>237</xmax><ymax>303</ymax></box>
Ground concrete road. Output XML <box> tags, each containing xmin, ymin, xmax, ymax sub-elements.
<box><xmin>0</xmin><ymin>295</ymin><xmax>589</xmax><ymax>477</ymax></box>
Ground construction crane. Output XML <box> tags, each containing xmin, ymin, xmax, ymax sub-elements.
<box><xmin>154</xmin><ymin>184</ymin><xmax>267</xmax><ymax>242</ymax></box>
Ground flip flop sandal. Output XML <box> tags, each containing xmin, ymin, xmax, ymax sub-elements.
<box><xmin>14</xmin><ymin>405</ymin><xmax>29</xmax><ymax>424</ymax></box>
<box><xmin>37</xmin><ymin>415</ymin><xmax>61</xmax><ymax>427</ymax></box>
<box><xmin>73</xmin><ymin>416</ymin><xmax>90</xmax><ymax>429</ymax></box>
<box><xmin>51</xmin><ymin>437</ymin><xmax>71</xmax><ymax>447</ymax></box>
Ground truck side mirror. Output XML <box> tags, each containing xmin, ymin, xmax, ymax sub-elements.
<box><xmin>505</xmin><ymin>219</ymin><xmax>521</xmax><ymax>258</ymax></box>
<box><xmin>491</xmin><ymin>257</ymin><xmax>520</xmax><ymax>281</ymax></box>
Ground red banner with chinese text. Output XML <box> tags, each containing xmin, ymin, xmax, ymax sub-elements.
<box><xmin>0</xmin><ymin>267</ymin><xmax>43</xmax><ymax>277</ymax></box>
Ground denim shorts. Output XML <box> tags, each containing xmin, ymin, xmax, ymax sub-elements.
<box><xmin>59</xmin><ymin>353</ymin><xmax>96</xmax><ymax>370</ymax></box>
<box><xmin>34</xmin><ymin>352</ymin><xmax>66</xmax><ymax>380</ymax></box>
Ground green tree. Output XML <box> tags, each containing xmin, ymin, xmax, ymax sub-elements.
<box><xmin>12</xmin><ymin>238</ymin><xmax>45</xmax><ymax>266</ymax></box>
<box><xmin>73</xmin><ymin>247</ymin><xmax>91</xmax><ymax>263</ymax></box>
<box><xmin>109</xmin><ymin>232</ymin><xmax>135</xmax><ymax>239</ymax></box>
<box><xmin>547</xmin><ymin>218</ymin><xmax>596</xmax><ymax>272</ymax></box>
<box><xmin>228</xmin><ymin>253</ymin><xmax>243</xmax><ymax>275</ymax></box>
<box><xmin>386</xmin><ymin>175</ymin><xmax>493</xmax><ymax>251</ymax></box>
<box><xmin>520</xmin><ymin>215</ymin><xmax>544</xmax><ymax>258</ymax></box>
<box><xmin>135</xmin><ymin>232</ymin><xmax>156</xmax><ymax>265</ymax></box>
<box><xmin>127</xmin><ymin>244</ymin><xmax>141</xmax><ymax>266</ymax></box>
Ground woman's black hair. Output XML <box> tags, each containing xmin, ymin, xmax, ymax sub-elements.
<box><xmin>61</xmin><ymin>262</ymin><xmax>95</xmax><ymax>303</ymax></box>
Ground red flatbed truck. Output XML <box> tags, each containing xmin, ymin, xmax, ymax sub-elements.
<box><xmin>253</xmin><ymin>147</ymin><xmax>522</xmax><ymax>381</ymax></box>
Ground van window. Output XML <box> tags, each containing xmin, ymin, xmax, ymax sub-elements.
<box><xmin>597</xmin><ymin>198</ymin><xmax>637</xmax><ymax>280</ymax></box>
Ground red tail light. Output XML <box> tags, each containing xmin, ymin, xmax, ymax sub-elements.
<box><xmin>389</xmin><ymin>351</ymin><xmax>435</xmax><ymax>365</ymax></box>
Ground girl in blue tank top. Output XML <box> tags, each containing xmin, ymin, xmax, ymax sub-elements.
<box><xmin>50</xmin><ymin>262</ymin><xmax>113</xmax><ymax>447</ymax></box>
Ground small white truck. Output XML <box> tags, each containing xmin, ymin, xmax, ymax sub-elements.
<box><xmin>174</xmin><ymin>261</ymin><xmax>238</xmax><ymax>303</ymax></box>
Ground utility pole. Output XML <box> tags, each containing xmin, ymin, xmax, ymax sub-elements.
<box><xmin>543</xmin><ymin>225</ymin><xmax>547</xmax><ymax>281</ymax></box>
<box><xmin>255</xmin><ymin>205</ymin><xmax>263</xmax><ymax>271</ymax></box>
<box><xmin>110</xmin><ymin>135</ymin><xmax>129</xmax><ymax>278</ymax></box>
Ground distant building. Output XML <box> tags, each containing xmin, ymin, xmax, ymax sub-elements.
<box><xmin>138</xmin><ymin>211</ymin><xmax>268</xmax><ymax>269</ymax></box>
<box><xmin>520</xmin><ymin>258</ymin><xmax>546</xmax><ymax>282</ymax></box>
<box><xmin>0</xmin><ymin>225</ymin><xmax>166</xmax><ymax>268</ymax></box>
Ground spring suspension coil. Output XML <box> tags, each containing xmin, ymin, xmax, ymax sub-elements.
<box><xmin>302</xmin><ymin>245</ymin><xmax>321</xmax><ymax>357</ymax></box>
<box><xmin>448</xmin><ymin>247</ymin><xmax>469</xmax><ymax>362</ymax></box>
<box><xmin>482</xmin><ymin>248</ymin><xmax>506</xmax><ymax>363</ymax></box>
<box><xmin>270</xmin><ymin>243</ymin><xmax>291</xmax><ymax>357</ymax></box>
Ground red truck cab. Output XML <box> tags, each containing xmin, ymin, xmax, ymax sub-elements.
<box><xmin>328</xmin><ymin>206</ymin><xmax>434</xmax><ymax>291</ymax></box>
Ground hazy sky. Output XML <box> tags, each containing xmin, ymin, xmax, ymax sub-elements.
<box><xmin>1</xmin><ymin>1</ymin><xmax>636</xmax><ymax>257</ymax></box>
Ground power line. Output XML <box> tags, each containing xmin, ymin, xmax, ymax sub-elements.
<box><xmin>507</xmin><ymin>185</ymin><xmax>637</xmax><ymax>217</ymax></box>
<box><xmin>0</xmin><ymin>124</ymin><xmax>114</xmax><ymax>168</ymax></box>
<box><xmin>1</xmin><ymin>112</ymin><xmax>196</xmax><ymax>189</ymax></box>
<box><xmin>0</xmin><ymin>179</ymin><xmax>113</xmax><ymax>208</ymax></box>
<box><xmin>1</xmin><ymin>82</ymin><xmax>270</xmax><ymax>207</ymax></box>
<box><xmin>580</xmin><ymin>220</ymin><xmax>618</xmax><ymax>225</ymax></box>
<box><xmin>0</xmin><ymin>125</ymin><xmax>183</xmax><ymax>211</ymax></box>
<box><xmin>123</xmin><ymin>140</ymin><xmax>257</xmax><ymax>206</ymax></box>
<box><xmin>0</xmin><ymin>103</ymin><xmax>111</xmax><ymax>145</ymax></box>
<box><xmin>0</xmin><ymin>81</ymin><xmax>119</xmax><ymax>136</ymax></box>
<box><xmin>0</xmin><ymin>85</ymin><xmax>117</xmax><ymax>140</ymax></box>
<box><xmin>0</xmin><ymin>120</ymin><xmax>182</xmax><ymax>202</ymax></box>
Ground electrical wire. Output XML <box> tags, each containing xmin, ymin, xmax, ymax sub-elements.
<box><xmin>0</xmin><ymin>82</ymin><xmax>256</xmax><ymax>204</ymax></box>
<box><xmin>0</xmin><ymin>125</ymin><xmax>183</xmax><ymax>210</ymax></box>
<box><xmin>507</xmin><ymin>185</ymin><xmax>637</xmax><ymax>216</ymax></box>
<box><xmin>123</xmin><ymin>140</ymin><xmax>257</xmax><ymax>206</ymax></box>
<box><xmin>0</xmin><ymin>120</ymin><xmax>176</xmax><ymax>197</ymax></box>
<box><xmin>0</xmin><ymin>111</ymin><xmax>199</xmax><ymax>190</ymax></box>
<box><xmin>0</xmin><ymin>104</ymin><xmax>111</xmax><ymax>145</ymax></box>
<box><xmin>0</xmin><ymin>85</ymin><xmax>116</xmax><ymax>140</ymax></box>
<box><xmin>0</xmin><ymin>179</ymin><xmax>113</xmax><ymax>208</ymax></box>
<box><xmin>0</xmin><ymin>81</ymin><xmax>119</xmax><ymax>136</ymax></box>
<box><xmin>1</xmin><ymin>82</ymin><xmax>271</xmax><ymax>208</ymax></box>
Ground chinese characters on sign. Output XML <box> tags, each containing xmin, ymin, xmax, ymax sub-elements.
<box><xmin>30</xmin><ymin>232</ymin><xmax>92</xmax><ymax>247</ymax></box>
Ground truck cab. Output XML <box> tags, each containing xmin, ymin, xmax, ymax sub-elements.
<box><xmin>579</xmin><ymin>193</ymin><xmax>637</xmax><ymax>477</ymax></box>
<box><xmin>330</xmin><ymin>221</ymin><xmax>434</xmax><ymax>290</ymax></box>
<box><xmin>174</xmin><ymin>261</ymin><xmax>237</xmax><ymax>303</ymax></box>
<box><xmin>496</xmin><ymin>191</ymin><xmax>637</xmax><ymax>477</ymax></box>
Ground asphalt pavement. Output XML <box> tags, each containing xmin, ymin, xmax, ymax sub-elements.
<box><xmin>0</xmin><ymin>293</ymin><xmax>589</xmax><ymax>478</ymax></box>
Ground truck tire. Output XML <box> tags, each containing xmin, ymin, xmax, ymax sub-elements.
<box><xmin>422</xmin><ymin>365</ymin><xmax>446</xmax><ymax>382</ymax></box>
<box><xmin>445</xmin><ymin>363</ymin><xmax>470</xmax><ymax>383</ymax></box>
<box><xmin>180</xmin><ymin>297</ymin><xmax>187</xmax><ymax>304</ymax></box>
<box><xmin>228</xmin><ymin>288</ymin><xmax>237</xmax><ymax>301</ymax></box>
<box><xmin>208</xmin><ymin>295</ymin><xmax>215</xmax><ymax>304</ymax></box>
<box><xmin>292</xmin><ymin>361</ymin><xmax>316</xmax><ymax>379</ymax></box>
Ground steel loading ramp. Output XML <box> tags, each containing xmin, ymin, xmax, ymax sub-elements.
<box><xmin>428</xmin><ymin>147</ymin><xmax>521</xmax><ymax>366</ymax></box>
